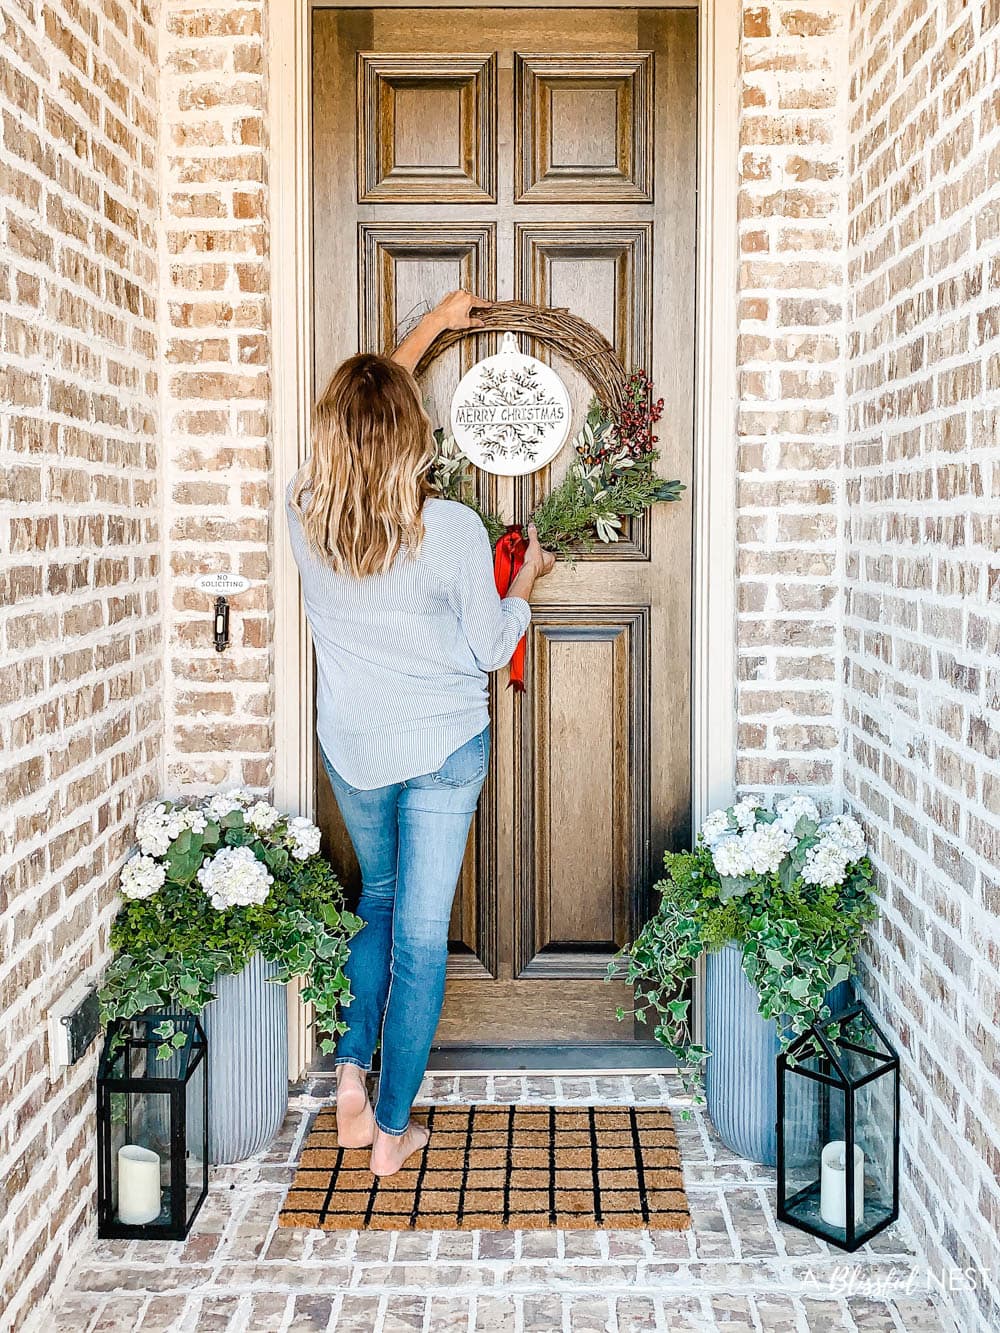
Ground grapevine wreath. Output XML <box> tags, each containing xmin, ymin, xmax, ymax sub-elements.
<box><xmin>404</xmin><ymin>300</ymin><xmax>686</xmax><ymax>688</ymax></box>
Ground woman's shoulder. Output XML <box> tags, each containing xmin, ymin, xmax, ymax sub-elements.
<box><xmin>420</xmin><ymin>499</ymin><xmax>491</xmax><ymax>575</ymax></box>
<box><xmin>286</xmin><ymin>466</ymin><xmax>310</xmax><ymax>509</ymax></box>
<box><xmin>423</xmin><ymin>497</ymin><xmax>487</xmax><ymax>537</ymax></box>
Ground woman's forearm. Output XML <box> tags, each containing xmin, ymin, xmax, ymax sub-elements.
<box><xmin>392</xmin><ymin>291</ymin><xmax>486</xmax><ymax>372</ymax></box>
<box><xmin>507</xmin><ymin>561</ymin><xmax>541</xmax><ymax>604</ymax></box>
<box><xmin>391</xmin><ymin>310</ymin><xmax>447</xmax><ymax>373</ymax></box>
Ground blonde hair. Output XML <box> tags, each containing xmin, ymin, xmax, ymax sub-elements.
<box><xmin>291</xmin><ymin>354</ymin><xmax>434</xmax><ymax>576</ymax></box>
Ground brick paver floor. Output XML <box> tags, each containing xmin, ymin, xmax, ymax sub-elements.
<box><xmin>48</xmin><ymin>1075</ymin><xmax>958</xmax><ymax>1332</ymax></box>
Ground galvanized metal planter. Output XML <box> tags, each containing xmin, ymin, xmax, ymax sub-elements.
<box><xmin>705</xmin><ymin>940</ymin><xmax>851</xmax><ymax>1168</ymax></box>
<box><xmin>198</xmin><ymin>953</ymin><xmax>288</xmax><ymax>1165</ymax></box>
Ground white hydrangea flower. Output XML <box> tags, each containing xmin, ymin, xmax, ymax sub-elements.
<box><xmin>135</xmin><ymin>802</ymin><xmax>180</xmax><ymax>857</ymax></box>
<box><xmin>712</xmin><ymin>834</ymin><xmax>753</xmax><ymax>879</ymax></box>
<box><xmin>801</xmin><ymin>837</ymin><xmax>850</xmax><ymax>889</ymax></box>
<box><xmin>823</xmin><ymin>814</ymin><xmax>866</xmax><ymax>861</ymax></box>
<box><xmin>121</xmin><ymin>853</ymin><xmax>166</xmax><ymax>901</ymax></box>
<box><xmin>246</xmin><ymin>800</ymin><xmax>281</xmax><ymax>832</ymax></box>
<box><xmin>700</xmin><ymin>809</ymin><xmax>734</xmax><ymax>847</ymax></box>
<box><xmin>287</xmin><ymin>815</ymin><xmax>321</xmax><ymax>862</ymax></box>
<box><xmin>174</xmin><ymin>804</ymin><xmax>207</xmax><ymax>835</ymax></box>
<box><xmin>732</xmin><ymin>797</ymin><xmax>763</xmax><ymax>830</ymax></box>
<box><xmin>744</xmin><ymin>823</ymin><xmax>794</xmax><ymax>875</ymax></box>
<box><xmin>196</xmin><ymin>845</ymin><xmax>273</xmax><ymax>911</ymax></box>
<box><xmin>204</xmin><ymin>790</ymin><xmax>251</xmax><ymax>823</ymax></box>
<box><xmin>775</xmin><ymin>795</ymin><xmax>820</xmax><ymax>833</ymax></box>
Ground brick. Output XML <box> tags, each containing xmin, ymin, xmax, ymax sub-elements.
<box><xmin>743</xmin><ymin>7</ymin><xmax>771</xmax><ymax>38</ymax></box>
<box><xmin>0</xmin><ymin>1</ymin><xmax>161</xmax><ymax>1329</ymax></box>
<box><xmin>782</xmin><ymin>9</ymin><xmax>839</xmax><ymax>38</ymax></box>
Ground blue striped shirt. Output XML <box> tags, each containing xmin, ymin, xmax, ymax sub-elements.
<box><xmin>285</xmin><ymin>482</ymin><xmax>531</xmax><ymax>789</ymax></box>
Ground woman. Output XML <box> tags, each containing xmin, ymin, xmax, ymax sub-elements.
<box><xmin>286</xmin><ymin>291</ymin><xmax>555</xmax><ymax>1177</ymax></box>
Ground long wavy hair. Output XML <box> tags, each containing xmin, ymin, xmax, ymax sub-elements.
<box><xmin>291</xmin><ymin>353</ymin><xmax>434</xmax><ymax>576</ymax></box>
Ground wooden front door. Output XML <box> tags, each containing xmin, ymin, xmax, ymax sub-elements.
<box><xmin>312</xmin><ymin>7</ymin><xmax>696</xmax><ymax>1058</ymax></box>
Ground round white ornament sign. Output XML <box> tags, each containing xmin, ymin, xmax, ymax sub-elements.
<box><xmin>450</xmin><ymin>332</ymin><xmax>571</xmax><ymax>476</ymax></box>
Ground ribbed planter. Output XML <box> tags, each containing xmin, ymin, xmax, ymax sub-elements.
<box><xmin>199</xmin><ymin>954</ymin><xmax>288</xmax><ymax>1165</ymax></box>
<box><xmin>705</xmin><ymin>940</ymin><xmax>851</xmax><ymax>1168</ymax></box>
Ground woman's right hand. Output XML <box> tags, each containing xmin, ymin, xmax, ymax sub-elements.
<box><xmin>507</xmin><ymin>522</ymin><xmax>555</xmax><ymax>603</ymax></box>
<box><xmin>523</xmin><ymin>522</ymin><xmax>555</xmax><ymax>577</ymax></box>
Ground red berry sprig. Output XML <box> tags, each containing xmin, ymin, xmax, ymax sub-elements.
<box><xmin>615</xmin><ymin>369</ymin><xmax>664</xmax><ymax>458</ymax></box>
<box><xmin>579</xmin><ymin>370</ymin><xmax>664</xmax><ymax>466</ymax></box>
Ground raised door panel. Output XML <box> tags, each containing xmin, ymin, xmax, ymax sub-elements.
<box><xmin>516</xmin><ymin>609</ymin><xmax>650</xmax><ymax>979</ymax></box>
<box><xmin>358</xmin><ymin>222</ymin><xmax>496</xmax><ymax>353</ymax></box>
<box><xmin>358</xmin><ymin>222</ymin><xmax>497</xmax><ymax>431</ymax></box>
<box><xmin>356</xmin><ymin>219</ymin><xmax>502</xmax><ymax>981</ymax></box>
<box><xmin>515</xmin><ymin>223</ymin><xmax>653</xmax><ymax>375</ymax></box>
<box><xmin>515</xmin><ymin>52</ymin><xmax>654</xmax><ymax>202</ymax></box>
<box><xmin>357</xmin><ymin>53</ymin><xmax>497</xmax><ymax>202</ymax></box>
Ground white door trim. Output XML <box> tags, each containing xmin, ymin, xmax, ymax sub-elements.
<box><xmin>690</xmin><ymin>0</ymin><xmax>740</xmax><ymax>1048</ymax></box>
<box><xmin>692</xmin><ymin>0</ymin><xmax>740</xmax><ymax>824</ymax></box>
<box><xmin>269</xmin><ymin>1</ymin><xmax>740</xmax><ymax>1074</ymax></box>
<box><xmin>270</xmin><ymin>0</ymin><xmax>316</xmax><ymax>1078</ymax></box>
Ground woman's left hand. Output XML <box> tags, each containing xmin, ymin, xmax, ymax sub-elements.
<box><xmin>434</xmin><ymin>290</ymin><xmax>489</xmax><ymax>331</ymax></box>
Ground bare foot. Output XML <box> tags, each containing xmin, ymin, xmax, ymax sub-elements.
<box><xmin>335</xmin><ymin>1066</ymin><xmax>376</xmax><ymax>1148</ymax></box>
<box><xmin>369</xmin><ymin>1121</ymin><xmax>430</xmax><ymax>1177</ymax></box>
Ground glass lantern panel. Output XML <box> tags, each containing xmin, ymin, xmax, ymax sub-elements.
<box><xmin>852</xmin><ymin>1067</ymin><xmax>896</xmax><ymax>1234</ymax></box>
<box><xmin>185</xmin><ymin>1051</ymin><xmax>208</xmax><ymax>1221</ymax></box>
<box><xmin>110</xmin><ymin>1089</ymin><xmax>173</xmax><ymax>1228</ymax></box>
<box><xmin>783</xmin><ymin>1035</ymin><xmax>840</xmax><ymax>1083</ymax></box>
<box><xmin>782</xmin><ymin>1068</ymin><xmax>862</xmax><ymax>1244</ymax></box>
<box><xmin>782</xmin><ymin>1062</ymin><xmax>825</xmax><ymax>1205</ymax></box>
<box><xmin>834</xmin><ymin>1010</ymin><xmax>895</xmax><ymax>1082</ymax></box>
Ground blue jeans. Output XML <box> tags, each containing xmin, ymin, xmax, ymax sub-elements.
<box><xmin>320</xmin><ymin>726</ymin><xmax>489</xmax><ymax>1134</ymax></box>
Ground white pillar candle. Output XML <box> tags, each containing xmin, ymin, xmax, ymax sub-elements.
<box><xmin>118</xmin><ymin>1144</ymin><xmax>161</xmax><ymax>1225</ymax></box>
<box><xmin>820</xmin><ymin>1139</ymin><xmax>864</xmax><ymax>1229</ymax></box>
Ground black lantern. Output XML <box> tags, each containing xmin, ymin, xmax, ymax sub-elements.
<box><xmin>97</xmin><ymin>1013</ymin><xmax>208</xmax><ymax>1240</ymax></box>
<box><xmin>777</xmin><ymin>1001</ymin><xmax>899</xmax><ymax>1252</ymax></box>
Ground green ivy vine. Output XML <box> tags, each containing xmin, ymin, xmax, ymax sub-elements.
<box><xmin>607</xmin><ymin>836</ymin><xmax>878</xmax><ymax>1108</ymax></box>
<box><xmin>99</xmin><ymin>810</ymin><xmax>362</xmax><ymax>1059</ymax></box>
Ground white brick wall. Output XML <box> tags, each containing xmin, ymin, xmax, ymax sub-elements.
<box><xmin>160</xmin><ymin>0</ymin><xmax>273</xmax><ymax>795</ymax></box>
<box><xmin>0</xmin><ymin>1</ymin><xmax>161</xmax><ymax>1328</ymax></box>
<box><xmin>844</xmin><ymin>1</ymin><xmax>1000</xmax><ymax>1328</ymax></box>
<box><xmin>736</xmin><ymin>5</ymin><xmax>1000</xmax><ymax>1325</ymax></box>
<box><xmin>735</xmin><ymin>2</ymin><xmax>849</xmax><ymax>802</ymax></box>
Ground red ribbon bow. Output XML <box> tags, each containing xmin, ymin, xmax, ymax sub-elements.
<box><xmin>493</xmin><ymin>525</ymin><xmax>528</xmax><ymax>692</ymax></box>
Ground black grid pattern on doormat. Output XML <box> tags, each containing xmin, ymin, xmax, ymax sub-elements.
<box><xmin>279</xmin><ymin>1104</ymin><xmax>690</xmax><ymax>1231</ymax></box>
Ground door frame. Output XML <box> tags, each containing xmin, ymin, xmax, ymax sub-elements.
<box><xmin>271</xmin><ymin>0</ymin><xmax>740</xmax><ymax>1076</ymax></box>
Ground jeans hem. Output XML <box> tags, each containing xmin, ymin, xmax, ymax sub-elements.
<box><xmin>374</xmin><ymin>1116</ymin><xmax>408</xmax><ymax>1136</ymax></box>
<box><xmin>334</xmin><ymin>1057</ymin><xmax>372</xmax><ymax>1073</ymax></box>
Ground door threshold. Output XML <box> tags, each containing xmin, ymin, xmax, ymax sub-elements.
<box><xmin>425</xmin><ymin>1043</ymin><xmax>678</xmax><ymax>1073</ymax></box>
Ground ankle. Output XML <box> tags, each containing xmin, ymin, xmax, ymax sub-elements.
<box><xmin>373</xmin><ymin>1122</ymin><xmax>407</xmax><ymax>1143</ymax></box>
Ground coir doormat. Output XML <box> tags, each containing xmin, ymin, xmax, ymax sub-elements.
<box><xmin>279</xmin><ymin>1104</ymin><xmax>689</xmax><ymax>1231</ymax></box>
